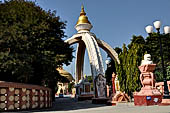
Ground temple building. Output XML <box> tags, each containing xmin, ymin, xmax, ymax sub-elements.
<box><xmin>56</xmin><ymin>67</ymin><xmax>74</xmax><ymax>95</ymax></box>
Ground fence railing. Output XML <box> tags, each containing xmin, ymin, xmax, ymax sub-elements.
<box><xmin>0</xmin><ymin>81</ymin><xmax>52</xmax><ymax>111</ymax></box>
<box><xmin>155</xmin><ymin>81</ymin><xmax>170</xmax><ymax>94</ymax></box>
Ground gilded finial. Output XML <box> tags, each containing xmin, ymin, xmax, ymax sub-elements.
<box><xmin>80</xmin><ymin>5</ymin><xmax>86</xmax><ymax>16</ymax></box>
<box><xmin>81</xmin><ymin>5</ymin><xmax>84</xmax><ymax>9</ymax></box>
<box><xmin>76</xmin><ymin>5</ymin><xmax>91</xmax><ymax>25</ymax></box>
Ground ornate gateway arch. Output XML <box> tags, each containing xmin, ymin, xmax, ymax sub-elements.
<box><xmin>65</xmin><ymin>6</ymin><xmax>120</xmax><ymax>98</ymax></box>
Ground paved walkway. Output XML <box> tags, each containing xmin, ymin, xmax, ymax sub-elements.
<box><xmin>4</xmin><ymin>97</ymin><xmax>170</xmax><ymax>113</ymax></box>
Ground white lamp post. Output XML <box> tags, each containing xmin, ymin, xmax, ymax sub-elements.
<box><xmin>153</xmin><ymin>21</ymin><xmax>161</xmax><ymax>30</ymax></box>
<box><xmin>164</xmin><ymin>26</ymin><xmax>170</xmax><ymax>34</ymax></box>
<box><xmin>145</xmin><ymin>25</ymin><xmax>153</xmax><ymax>34</ymax></box>
<box><xmin>105</xmin><ymin>59</ymin><xmax>111</xmax><ymax>65</ymax></box>
<box><xmin>145</xmin><ymin>20</ymin><xmax>170</xmax><ymax>99</ymax></box>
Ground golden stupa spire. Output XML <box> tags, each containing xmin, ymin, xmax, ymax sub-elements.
<box><xmin>76</xmin><ymin>5</ymin><xmax>91</xmax><ymax>25</ymax></box>
<box><xmin>80</xmin><ymin>5</ymin><xmax>86</xmax><ymax>16</ymax></box>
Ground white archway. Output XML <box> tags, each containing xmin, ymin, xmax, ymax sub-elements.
<box><xmin>65</xmin><ymin>33</ymin><xmax>120</xmax><ymax>83</ymax></box>
<box><xmin>65</xmin><ymin>5</ymin><xmax>120</xmax><ymax>98</ymax></box>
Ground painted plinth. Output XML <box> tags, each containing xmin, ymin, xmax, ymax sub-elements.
<box><xmin>134</xmin><ymin>95</ymin><xmax>162</xmax><ymax>106</ymax></box>
<box><xmin>134</xmin><ymin>64</ymin><xmax>162</xmax><ymax>106</ymax></box>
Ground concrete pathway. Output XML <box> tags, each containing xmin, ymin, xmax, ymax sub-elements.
<box><xmin>4</xmin><ymin>97</ymin><xmax>170</xmax><ymax>113</ymax></box>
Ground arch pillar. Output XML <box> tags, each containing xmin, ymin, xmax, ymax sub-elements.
<box><xmin>75</xmin><ymin>40</ymin><xmax>86</xmax><ymax>83</ymax></box>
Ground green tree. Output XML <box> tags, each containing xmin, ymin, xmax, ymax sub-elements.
<box><xmin>116</xmin><ymin>44</ymin><xmax>128</xmax><ymax>92</ymax></box>
<box><xmin>115</xmin><ymin>36</ymin><xmax>146</xmax><ymax>96</ymax></box>
<box><xmin>110</xmin><ymin>33</ymin><xmax>170</xmax><ymax>97</ymax></box>
<box><xmin>145</xmin><ymin>33</ymin><xmax>170</xmax><ymax>81</ymax></box>
<box><xmin>0</xmin><ymin>0</ymin><xmax>73</xmax><ymax>100</ymax></box>
<box><xmin>126</xmin><ymin>36</ymin><xmax>145</xmax><ymax>95</ymax></box>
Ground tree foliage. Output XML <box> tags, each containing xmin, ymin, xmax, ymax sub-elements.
<box><xmin>145</xmin><ymin>33</ymin><xmax>170</xmax><ymax>81</ymax></box>
<box><xmin>115</xmin><ymin>36</ymin><xmax>146</xmax><ymax>96</ymax></box>
<box><xmin>116</xmin><ymin>44</ymin><xmax>128</xmax><ymax>92</ymax></box>
<box><xmin>0</xmin><ymin>0</ymin><xmax>73</xmax><ymax>100</ymax></box>
<box><xmin>113</xmin><ymin>33</ymin><xmax>170</xmax><ymax>96</ymax></box>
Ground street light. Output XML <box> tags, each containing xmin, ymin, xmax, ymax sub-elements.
<box><xmin>145</xmin><ymin>20</ymin><xmax>170</xmax><ymax>99</ymax></box>
<box><xmin>105</xmin><ymin>58</ymin><xmax>111</xmax><ymax>66</ymax></box>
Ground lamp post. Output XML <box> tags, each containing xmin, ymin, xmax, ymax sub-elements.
<box><xmin>105</xmin><ymin>58</ymin><xmax>111</xmax><ymax>66</ymax></box>
<box><xmin>145</xmin><ymin>21</ymin><xmax>170</xmax><ymax>99</ymax></box>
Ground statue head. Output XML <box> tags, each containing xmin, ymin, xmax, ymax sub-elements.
<box><xmin>97</xmin><ymin>73</ymin><xmax>105</xmax><ymax>81</ymax></box>
<box><xmin>98</xmin><ymin>74</ymin><xmax>102</xmax><ymax>80</ymax></box>
<box><xmin>141</xmin><ymin>54</ymin><xmax>153</xmax><ymax>65</ymax></box>
<box><xmin>112</xmin><ymin>72</ymin><xmax>116</xmax><ymax>78</ymax></box>
<box><xmin>144</xmin><ymin>54</ymin><xmax>151</xmax><ymax>61</ymax></box>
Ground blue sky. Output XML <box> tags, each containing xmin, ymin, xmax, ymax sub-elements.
<box><xmin>3</xmin><ymin>0</ymin><xmax>170</xmax><ymax>77</ymax></box>
<box><xmin>35</xmin><ymin>0</ymin><xmax>170</xmax><ymax>77</ymax></box>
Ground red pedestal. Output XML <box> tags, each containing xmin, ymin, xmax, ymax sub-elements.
<box><xmin>134</xmin><ymin>95</ymin><xmax>162</xmax><ymax>106</ymax></box>
<box><xmin>134</xmin><ymin>64</ymin><xmax>162</xmax><ymax>106</ymax></box>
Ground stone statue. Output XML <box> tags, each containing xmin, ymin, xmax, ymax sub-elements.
<box><xmin>140</xmin><ymin>54</ymin><xmax>155</xmax><ymax>88</ymax></box>
<box><xmin>95</xmin><ymin>74</ymin><xmax>106</xmax><ymax>98</ymax></box>
<box><xmin>134</xmin><ymin>54</ymin><xmax>162</xmax><ymax>106</ymax></box>
<box><xmin>141</xmin><ymin>54</ymin><xmax>153</xmax><ymax>65</ymax></box>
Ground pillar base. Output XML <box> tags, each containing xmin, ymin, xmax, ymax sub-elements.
<box><xmin>134</xmin><ymin>95</ymin><xmax>162</xmax><ymax>106</ymax></box>
<box><xmin>106</xmin><ymin>100</ymin><xmax>116</xmax><ymax>106</ymax></box>
<box><xmin>159</xmin><ymin>99</ymin><xmax>170</xmax><ymax>106</ymax></box>
<box><xmin>78</xmin><ymin>94</ymin><xmax>94</xmax><ymax>101</ymax></box>
<box><xmin>92</xmin><ymin>98</ymin><xmax>109</xmax><ymax>104</ymax></box>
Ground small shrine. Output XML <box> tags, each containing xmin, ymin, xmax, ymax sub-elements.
<box><xmin>56</xmin><ymin>67</ymin><xmax>74</xmax><ymax>96</ymax></box>
<box><xmin>75</xmin><ymin>76</ymin><xmax>93</xmax><ymax>101</ymax></box>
